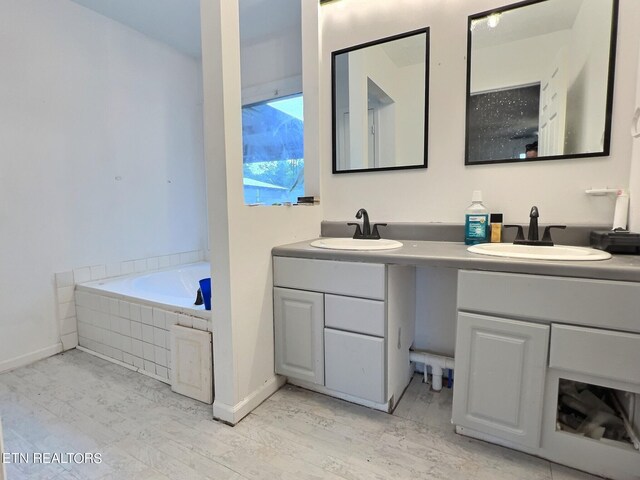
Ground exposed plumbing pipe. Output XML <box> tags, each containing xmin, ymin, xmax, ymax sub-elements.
<box><xmin>410</xmin><ymin>350</ymin><xmax>455</xmax><ymax>392</ymax></box>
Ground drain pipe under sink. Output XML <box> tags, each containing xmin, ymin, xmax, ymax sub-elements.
<box><xmin>410</xmin><ymin>350</ymin><xmax>455</xmax><ymax>392</ymax></box>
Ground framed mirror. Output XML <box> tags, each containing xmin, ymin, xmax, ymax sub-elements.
<box><xmin>465</xmin><ymin>0</ymin><xmax>618</xmax><ymax>165</ymax></box>
<box><xmin>332</xmin><ymin>28</ymin><xmax>429</xmax><ymax>173</ymax></box>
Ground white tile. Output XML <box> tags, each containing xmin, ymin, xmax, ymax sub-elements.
<box><xmin>142</xmin><ymin>343</ymin><xmax>155</xmax><ymax>362</ymax></box>
<box><xmin>169</xmin><ymin>254</ymin><xmax>181</xmax><ymax>266</ymax></box>
<box><xmin>55</xmin><ymin>271</ymin><xmax>74</xmax><ymax>288</ymax></box>
<box><xmin>158</xmin><ymin>255</ymin><xmax>172</xmax><ymax>268</ymax></box>
<box><xmin>131</xmin><ymin>321</ymin><xmax>142</xmax><ymax>340</ymax></box>
<box><xmin>140</xmin><ymin>306</ymin><xmax>153</xmax><ymax>325</ymax></box>
<box><xmin>58</xmin><ymin>285</ymin><xmax>75</xmax><ymax>304</ymax></box>
<box><xmin>155</xmin><ymin>365</ymin><xmax>168</xmax><ymax>379</ymax></box>
<box><xmin>60</xmin><ymin>316</ymin><xmax>77</xmax><ymax>336</ymax></box>
<box><xmin>143</xmin><ymin>360</ymin><xmax>156</xmax><ymax>375</ymax></box>
<box><xmin>119</xmin><ymin>300</ymin><xmax>130</xmax><ymax>319</ymax></box>
<box><xmin>73</xmin><ymin>266</ymin><xmax>91</xmax><ymax>284</ymax></box>
<box><xmin>99</xmin><ymin>295</ymin><xmax>110</xmax><ymax>313</ymax></box>
<box><xmin>142</xmin><ymin>324</ymin><xmax>154</xmax><ymax>343</ymax></box>
<box><xmin>132</xmin><ymin>356</ymin><xmax>144</xmax><ymax>369</ymax></box>
<box><xmin>77</xmin><ymin>321</ymin><xmax>88</xmax><ymax>338</ymax></box>
<box><xmin>154</xmin><ymin>346</ymin><xmax>167</xmax><ymax>367</ymax></box>
<box><xmin>129</xmin><ymin>303</ymin><xmax>141</xmax><ymax>322</ymax></box>
<box><xmin>87</xmin><ymin>293</ymin><xmax>100</xmax><ymax>310</ymax></box>
<box><xmin>120</xmin><ymin>260</ymin><xmax>134</xmax><ymax>275</ymax></box>
<box><xmin>90</xmin><ymin>264</ymin><xmax>107</xmax><ymax>281</ymax></box>
<box><xmin>164</xmin><ymin>312</ymin><xmax>178</xmax><ymax>329</ymax></box>
<box><xmin>58</xmin><ymin>301</ymin><xmax>76</xmax><ymax>320</ymax></box>
<box><xmin>193</xmin><ymin>318</ymin><xmax>209</xmax><ymax>332</ymax></box>
<box><xmin>152</xmin><ymin>308</ymin><xmax>166</xmax><ymax>329</ymax></box>
<box><xmin>122</xmin><ymin>352</ymin><xmax>133</xmax><ymax>365</ymax></box>
<box><xmin>147</xmin><ymin>257</ymin><xmax>159</xmax><ymax>271</ymax></box>
<box><xmin>134</xmin><ymin>259</ymin><xmax>147</xmax><ymax>273</ymax></box>
<box><xmin>76</xmin><ymin>305</ymin><xmax>90</xmax><ymax>324</ymax></box>
<box><xmin>111</xmin><ymin>347</ymin><xmax>123</xmax><ymax>362</ymax></box>
<box><xmin>131</xmin><ymin>339</ymin><xmax>143</xmax><ymax>358</ymax></box>
<box><xmin>179</xmin><ymin>252</ymin><xmax>192</xmax><ymax>265</ymax></box>
<box><xmin>167</xmin><ymin>354</ymin><xmax>171</xmax><ymax>370</ymax></box>
<box><xmin>109</xmin><ymin>315</ymin><xmax>120</xmax><ymax>332</ymax></box>
<box><xmin>121</xmin><ymin>336</ymin><xmax>132</xmax><ymax>355</ymax></box>
<box><xmin>165</xmin><ymin>331</ymin><xmax>171</xmax><ymax>350</ymax></box>
<box><xmin>119</xmin><ymin>318</ymin><xmax>131</xmax><ymax>337</ymax></box>
<box><xmin>109</xmin><ymin>298</ymin><xmax>119</xmax><ymax>315</ymax></box>
<box><xmin>177</xmin><ymin>314</ymin><xmax>193</xmax><ymax>328</ymax></box>
<box><xmin>153</xmin><ymin>328</ymin><xmax>166</xmax><ymax>348</ymax></box>
<box><xmin>186</xmin><ymin>251</ymin><xmax>200</xmax><ymax>264</ymax></box>
<box><xmin>105</xmin><ymin>262</ymin><xmax>122</xmax><ymax>278</ymax></box>
<box><xmin>61</xmin><ymin>332</ymin><xmax>78</xmax><ymax>350</ymax></box>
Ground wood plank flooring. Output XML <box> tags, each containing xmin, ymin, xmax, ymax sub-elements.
<box><xmin>0</xmin><ymin>350</ymin><xmax>596</xmax><ymax>479</ymax></box>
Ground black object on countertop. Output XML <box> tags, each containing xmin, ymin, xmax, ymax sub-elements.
<box><xmin>590</xmin><ymin>230</ymin><xmax>640</xmax><ymax>254</ymax></box>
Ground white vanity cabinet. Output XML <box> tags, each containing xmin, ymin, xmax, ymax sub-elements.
<box><xmin>455</xmin><ymin>270</ymin><xmax>640</xmax><ymax>480</ymax></box>
<box><xmin>452</xmin><ymin>312</ymin><xmax>549</xmax><ymax>448</ymax></box>
<box><xmin>274</xmin><ymin>288</ymin><xmax>324</xmax><ymax>385</ymax></box>
<box><xmin>273</xmin><ymin>256</ymin><xmax>415</xmax><ymax>411</ymax></box>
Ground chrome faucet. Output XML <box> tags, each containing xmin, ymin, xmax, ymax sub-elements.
<box><xmin>348</xmin><ymin>208</ymin><xmax>387</xmax><ymax>240</ymax></box>
<box><xmin>504</xmin><ymin>206</ymin><xmax>566</xmax><ymax>246</ymax></box>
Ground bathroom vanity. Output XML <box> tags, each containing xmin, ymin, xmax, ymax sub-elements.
<box><xmin>272</xmin><ymin>238</ymin><xmax>640</xmax><ymax>480</ymax></box>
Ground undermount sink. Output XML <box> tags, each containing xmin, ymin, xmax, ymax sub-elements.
<box><xmin>468</xmin><ymin>243</ymin><xmax>612</xmax><ymax>261</ymax></box>
<box><xmin>310</xmin><ymin>237</ymin><xmax>403</xmax><ymax>251</ymax></box>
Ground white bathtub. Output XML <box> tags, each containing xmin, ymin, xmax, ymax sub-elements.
<box><xmin>82</xmin><ymin>262</ymin><xmax>211</xmax><ymax>312</ymax></box>
<box><xmin>75</xmin><ymin>262</ymin><xmax>212</xmax><ymax>383</ymax></box>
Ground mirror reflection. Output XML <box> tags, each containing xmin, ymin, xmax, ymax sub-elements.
<box><xmin>466</xmin><ymin>0</ymin><xmax>618</xmax><ymax>165</ymax></box>
<box><xmin>332</xmin><ymin>29</ymin><xmax>429</xmax><ymax>173</ymax></box>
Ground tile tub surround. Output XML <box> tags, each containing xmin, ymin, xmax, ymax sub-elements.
<box><xmin>54</xmin><ymin>250</ymin><xmax>205</xmax><ymax>352</ymax></box>
<box><xmin>75</xmin><ymin>289</ymin><xmax>211</xmax><ymax>384</ymax></box>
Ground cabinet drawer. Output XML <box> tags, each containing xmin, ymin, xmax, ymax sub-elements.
<box><xmin>458</xmin><ymin>270</ymin><xmax>640</xmax><ymax>333</ymax></box>
<box><xmin>325</xmin><ymin>294</ymin><xmax>385</xmax><ymax>337</ymax></box>
<box><xmin>273</xmin><ymin>257</ymin><xmax>385</xmax><ymax>300</ymax></box>
<box><xmin>549</xmin><ymin>324</ymin><xmax>640</xmax><ymax>385</ymax></box>
<box><xmin>325</xmin><ymin>328</ymin><xmax>385</xmax><ymax>403</ymax></box>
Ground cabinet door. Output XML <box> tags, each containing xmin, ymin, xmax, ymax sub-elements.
<box><xmin>274</xmin><ymin>288</ymin><xmax>324</xmax><ymax>385</ymax></box>
<box><xmin>452</xmin><ymin>312</ymin><xmax>549</xmax><ymax>449</ymax></box>
<box><xmin>325</xmin><ymin>328</ymin><xmax>385</xmax><ymax>403</ymax></box>
<box><xmin>170</xmin><ymin>325</ymin><xmax>213</xmax><ymax>404</ymax></box>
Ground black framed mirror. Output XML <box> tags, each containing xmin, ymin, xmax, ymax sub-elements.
<box><xmin>465</xmin><ymin>0</ymin><xmax>619</xmax><ymax>165</ymax></box>
<box><xmin>332</xmin><ymin>28</ymin><xmax>430</xmax><ymax>174</ymax></box>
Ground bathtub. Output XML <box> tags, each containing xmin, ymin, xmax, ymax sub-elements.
<box><xmin>74</xmin><ymin>262</ymin><xmax>212</xmax><ymax>383</ymax></box>
<box><xmin>82</xmin><ymin>262</ymin><xmax>211</xmax><ymax>314</ymax></box>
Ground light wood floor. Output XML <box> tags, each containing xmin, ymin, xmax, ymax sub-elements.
<box><xmin>0</xmin><ymin>350</ymin><xmax>596</xmax><ymax>480</ymax></box>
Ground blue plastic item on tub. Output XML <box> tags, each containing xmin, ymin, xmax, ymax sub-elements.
<box><xmin>199</xmin><ymin>278</ymin><xmax>212</xmax><ymax>310</ymax></box>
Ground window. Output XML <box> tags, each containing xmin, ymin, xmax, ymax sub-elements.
<box><xmin>242</xmin><ymin>94</ymin><xmax>304</xmax><ymax>205</ymax></box>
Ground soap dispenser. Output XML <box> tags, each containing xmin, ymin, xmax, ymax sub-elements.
<box><xmin>465</xmin><ymin>190</ymin><xmax>489</xmax><ymax>245</ymax></box>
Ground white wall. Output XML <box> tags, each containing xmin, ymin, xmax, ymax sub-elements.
<box><xmin>630</xmin><ymin>40</ymin><xmax>640</xmax><ymax>233</ymax></box>
<box><xmin>0</xmin><ymin>0</ymin><xmax>207</xmax><ymax>368</ymax></box>
<box><xmin>565</xmin><ymin>0</ymin><xmax>613</xmax><ymax>153</ymax></box>
<box><xmin>321</xmin><ymin>0</ymin><xmax>640</xmax><ymax>226</ymax></box>
<box><xmin>471</xmin><ymin>31</ymin><xmax>569</xmax><ymax>94</ymax></box>
<box><xmin>201</xmin><ymin>0</ymin><xmax>322</xmax><ymax>424</ymax></box>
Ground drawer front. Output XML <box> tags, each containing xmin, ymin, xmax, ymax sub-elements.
<box><xmin>325</xmin><ymin>294</ymin><xmax>385</xmax><ymax>337</ymax></box>
<box><xmin>273</xmin><ymin>256</ymin><xmax>385</xmax><ymax>300</ymax></box>
<box><xmin>458</xmin><ymin>270</ymin><xmax>640</xmax><ymax>333</ymax></box>
<box><xmin>550</xmin><ymin>324</ymin><xmax>640</xmax><ymax>385</ymax></box>
<box><xmin>324</xmin><ymin>328</ymin><xmax>385</xmax><ymax>403</ymax></box>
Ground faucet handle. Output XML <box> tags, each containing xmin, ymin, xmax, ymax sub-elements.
<box><xmin>348</xmin><ymin>223</ymin><xmax>363</xmax><ymax>239</ymax></box>
<box><xmin>371</xmin><ymin>223</ymin><xmax>387</xmax><ymax>240</ymax></box>
<box><xmin>541</xmin><ymin>225</ymin><xmax>566</xmax><ymax>245</ymax></box>
<box><xmin>504</xmin><ymin>225</ymin><xmax>525</xmax><ymax>242</ymax></box>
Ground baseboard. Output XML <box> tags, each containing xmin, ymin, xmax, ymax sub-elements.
<box><xmin>0</xmin><ymin>343</ymin><xmax>63</xmax><ymax>374</ymax></box>
<box><xmin>213</xmin><ymin>375</ymin><xmax>285</xmax><ymax>425</ymax></box>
